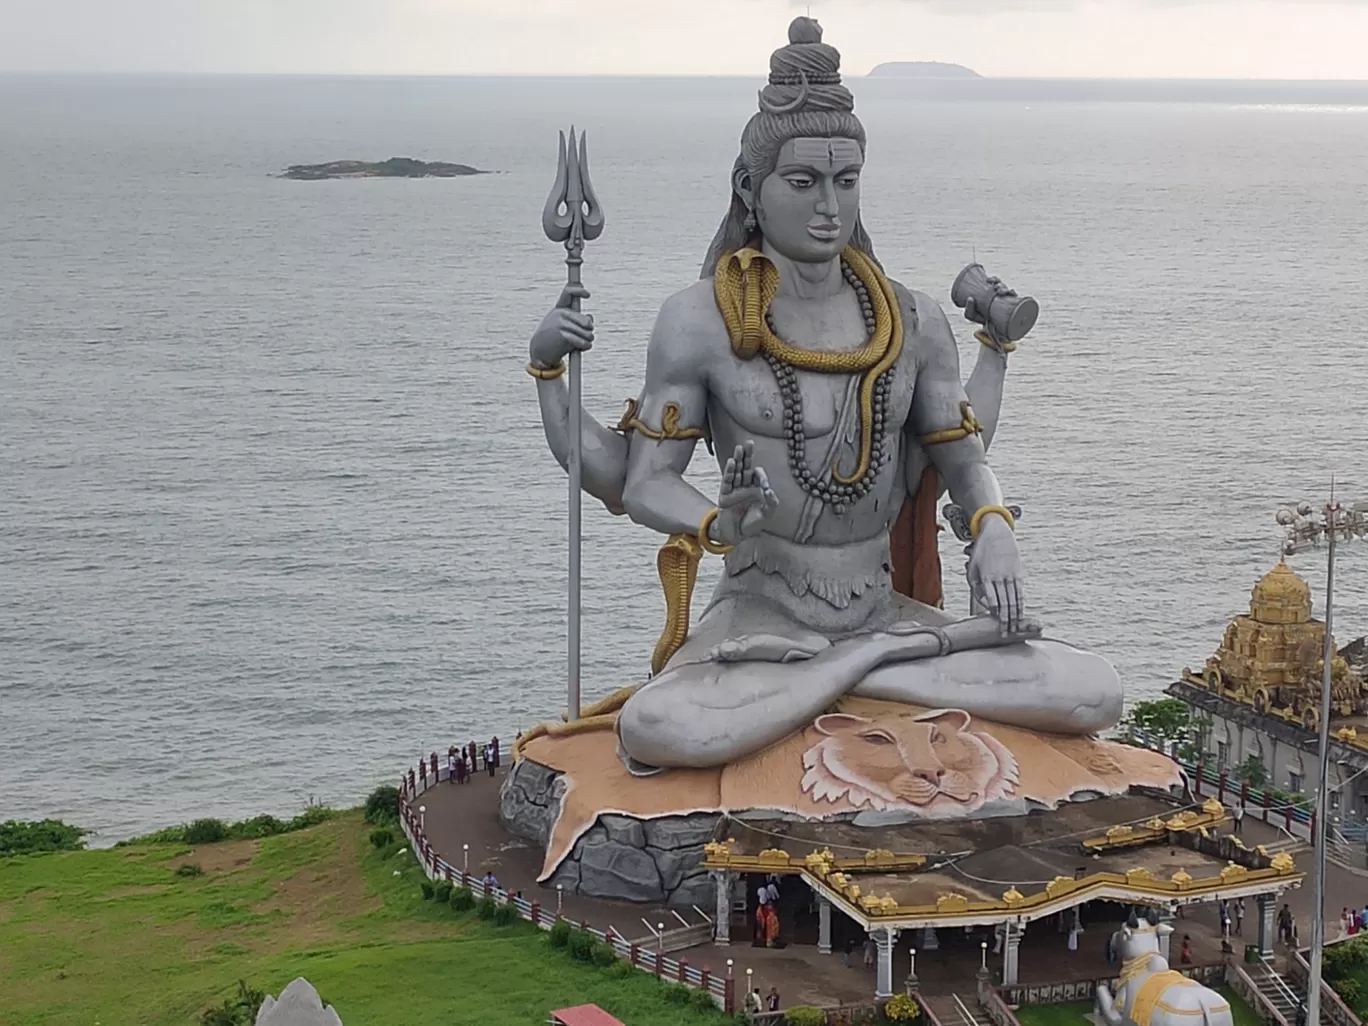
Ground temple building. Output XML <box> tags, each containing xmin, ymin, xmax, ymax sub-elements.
<box><xmin>1169</xmin><ymin>560</ymin><xmax>1368</xmax><ymax>825</ymax></box>
<box><xmin>701</xmin><ymin>794</ymin><xmax>1301</xmax><ymax>999</ymax></box>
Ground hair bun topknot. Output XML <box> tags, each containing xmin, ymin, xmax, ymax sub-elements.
<box><xmin>758</xmin><ymin>16</ymin><xmax>853</xmax><ymax>114</ymax></box>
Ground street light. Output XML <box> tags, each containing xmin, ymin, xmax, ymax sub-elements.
<box><xmin>1278</xmin><ymin>493</ymin><xmax>1367</xmax><ymax>1026</ymax></box>
<box><xmin>418</xmin><ymin>805</ymin><xmax>426</xmax><ymax>831</ymax></box>
<box><xmin>462</xmin><ymin>843</ymin><xmax>469</xmax><ymax>873</ymax></box>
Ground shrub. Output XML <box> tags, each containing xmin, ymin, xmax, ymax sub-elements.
<box><xmin>364</xmin><ymin>786</ymin><xmax>400</xmax><ymax>826</ymax></box>
<box><xmin>450</xmin><ymin>886</ymin><xmax>474</xmax><ymax>912</ymax></box>
<box><xmin>381</xmin><ymin>842</ymin><xmax>404</xmax><ymax>861</ymax></box>
<box><xmin>606</xmin><ymin>959</ymin><xmax>636</xmax><ymax>980</ymax></box>
<box><xmin>183</xmin><ymin>819</ymin><xmax>228</xmax><ymax>844</ymax></box>
<box><xmin>691</xmin><ymin>987</ymin><xmax>718</xmax><ymax>1011</ymax></box>
<box><xmin>549</xmin><ymin>919</ymin><xmax>572</xmax><ymax>948</ymax></box>
<box><xmin>568</xmin><ymin>928</ymin><xmax>595</xmax><ymax>961</ymax></box>
<box><xmin>476</xmin><ymin>895</ymin><xmax>498</xmax><ymax>920</ymax></box>
<box><xmin>1336</xmin><ymin>979</ymin><xmax>1362</xmax><ymax>1008</ymax></box>
<box><xmin>590</xmin><ymin>941</ymin><xmax>617</xmax><ymax>967</ymax></box>
<box><xmin>884</xmin><ymin>993</ymin><xmax>921</xmax><ymax>1022</ymax></box>
<box><xmin>493</xmin><ymin>901</ymin><xmax>517</xmax><ymax>926</ymax></box>
<box><xmin>175</xmin><ymin>863</ymin><xmax>204</xmax><ymax>878</ymax></box>
<box><xmin>434</xmin><ymin>881</ymin><xmax>452</xmax><ymax>903</ymax></box>
<box><xmin>0</xmin><ymin>819</ymin><xmax>88</xmax><ymax>856</ymax></box>
<box><xmin>285</xmin><ymin>806</ymin><xmax>335</xmax><ymax>831</ymax></box>
<box><xmin>231</xmin><ymin>814</ymin><xmax>284</xmax><ymax>840</ymax></box>
<box><xmin>197</xmin><ymin>979</ymin><xmax>264</xmax><ymax>1026</ymax></box>
<box><xmin>368</xmin><ymin>828</ymin><xmax>393</xmax><ymax>849</ymax></box>
<box><xmin>663</xmin><ymin>983</ymin><xmax>693</xmax><ymax>1005</ymax></box>
<box><xmin>420</xmin><ymin>881</ymin><xmax>435</xmax><ymax>900</ymax></box>
<box><xmin>785</xmin><ymin>1005</ymin><xmax>826</xmax><ymax>1026</ymax></box>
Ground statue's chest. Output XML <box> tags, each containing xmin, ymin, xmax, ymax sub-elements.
<box><xmin>715</xmin><ymin>317</ymin><xmax>917</xmax><ymax>441</ymax></box>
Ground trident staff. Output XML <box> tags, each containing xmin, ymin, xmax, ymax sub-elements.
<box><xmin>541</xmin><ymin>127</ymin><xmax>604</xmax><ymax>722</ymax></box>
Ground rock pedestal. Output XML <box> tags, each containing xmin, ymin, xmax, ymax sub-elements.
<box><xmin>501</xmin><ymin>757</ymin><xmax>718</xmax><ymax>906</ymax></box>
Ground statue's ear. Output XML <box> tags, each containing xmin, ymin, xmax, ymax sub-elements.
<box><xmin>1126</xmin><ymin>912</ymin><xmax>1140</xmax><ymax>930</ymax></box>
<box><xmin>917</xmin><ymin>709</ymin><xmax>971</xmax><ymax>734</ymax></box>
<box><xmin>1144</xmin><ymin>908</ymin><xmax>1160</xmax><ymax>927</ymax></box>
<box><xmin>814</xmin><ymin>714</ymin><xmax>870</xmax><ymax>736</ymax></box>
<box><xmin>732</xmin><ymin>166</ymin><xmax>758</xmax><ymax>214</ymax></box>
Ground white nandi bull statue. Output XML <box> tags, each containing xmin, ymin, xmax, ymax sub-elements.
<box><xmin>1095</xmin><ymin>909</ymin><xmax>1233</xmax><ymax>1026</ymax></box>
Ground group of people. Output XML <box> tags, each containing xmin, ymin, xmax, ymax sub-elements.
<box><xmin>447</xmin><ymin>737</ymin><xmax>501</xmax><ymax>784</ymax></box>
<box><xmin>1218</xmin><ymin>897</ymin><xmax>1246</xmax><ymax>938</ymax></box>
<box><xmin>743</xmin><ymin>985</ymin><xmax>781</xmax><ymax>1016</ymax></box>
<box><xmin>1340</xmin><ymin>905</ymin><xmax>1368</xmax><ymax>938</ymax></box>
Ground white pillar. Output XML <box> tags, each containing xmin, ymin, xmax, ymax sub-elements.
<box><xmin>1158</xmin><ymin>908</ymin><xmax>1175</xmax><ymax>961</ymax></box>
<box><xmin>817</xmin><ymin>895</ymin><xmax>833</xmax><ymax>955</ymax></box>
<box><xmin>712</xmin><ymin>870</ymin><xmax>732</xmax><ymax>946</ymax></box>
<box><xmin>1003</xmin><ymin>921</ymin><xmax>1023</xmax><ymax>985</ymax></box>
<box><xmin>875</xmin><ymin>926</ymin><xmax>900</xmax><ymax>999</ymax></box>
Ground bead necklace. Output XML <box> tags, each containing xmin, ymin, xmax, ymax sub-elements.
<box><xmin>766</xmin><ymin>260</ymin><xmax>895</xmax><ymax>515</ymax></box>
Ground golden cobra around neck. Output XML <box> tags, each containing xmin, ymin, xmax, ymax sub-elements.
<box><xmin>712</xmin><ymin>245</ymin><xmax>903</xmax><ymax>485</ymax></box>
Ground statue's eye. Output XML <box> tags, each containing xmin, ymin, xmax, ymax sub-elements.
<box><xmin>860</xmin><ymin>732</ymin><xmax>895</xmax><ymax>745</ymax></box>
<box><xmin>837</xmin><ymin>174</ymin><xmax>860</xmax><ymax>189</ymax></box>
<box><xmin>785</xmin><ymin>176</ymin><xmax>814</xmax><ymax>190</ymax></box>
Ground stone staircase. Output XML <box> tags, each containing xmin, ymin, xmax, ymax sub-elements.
<box><xmin>1247</xmin><ymin>959</ymin><xmax>1305</xmax><ymax>1023</ymax></box>
<box><xmin>924</xmin><ymin>993</ymin><xmax>989</xmax><ymax>1026</ymax></box>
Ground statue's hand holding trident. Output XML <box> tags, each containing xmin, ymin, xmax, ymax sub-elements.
<box><xmin>537</xmin><ymin>127</ymin><xmax>604</xmax><ymax>723</ymax></box>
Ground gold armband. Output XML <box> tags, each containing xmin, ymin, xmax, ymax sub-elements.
<box><xmin>917</xmin><ymin>400</ymin><xmax>983</xmax><ymax>446</ymax></box>
<box><xmin>974</xmin><ymin>329</ymin><xmax>1017</xmax><ymax>354</ymax></box>
<box><xmin>697</xmin><ymin>507</ymin><xmax>734</xmax><ymax>555</ymax></box>
<box><xmin>615</xmin><ymin>398</ymin><xmax>708</xmax><ymax>442</ymax></box>
<box><xmin>525</xmin><ymin>360</ymin><xmax>566</xmax><ymax>380</ymax></box>
<box><xmin>969</xmin><ymin>504</ymin><xmax>1016</xmax><ymax>538</ymax></box>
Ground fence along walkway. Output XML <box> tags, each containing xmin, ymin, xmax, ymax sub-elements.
<box><xmin>397</xmin><ymin>754</ymin><xmax>736</xmax><ymax>1013</ymax></box>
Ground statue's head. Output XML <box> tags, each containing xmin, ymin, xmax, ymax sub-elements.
<box><xmin>701</xmin><ymin>17</ymin><xmax>875</xmax><ymax>276</ymax></box>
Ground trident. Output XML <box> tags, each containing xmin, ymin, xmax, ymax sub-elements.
<box><xmin>542</xmin><ymin>126</ymin><xmax>604</xmax><ymax>723</ymax></box>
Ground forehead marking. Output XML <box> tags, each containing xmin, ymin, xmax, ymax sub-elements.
<box><xmin>791</xmin><ymin>137</ymin><xmax>863</xmax><ymax>166</ymax></box>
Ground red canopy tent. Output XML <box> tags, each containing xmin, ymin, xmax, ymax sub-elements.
<box><xmin>548</xmin><ymin>1005</ymin><xmax>625</xmax><ymax>1026</ymax></box>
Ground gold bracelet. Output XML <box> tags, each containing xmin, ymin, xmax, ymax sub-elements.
<box><xmin>974</xmin><ymin>329</ymin><xmax>1017</xmax><ymax>354</ymax></box>
<box><xmin>697</xmin><ymin>507</ymin><xmax>735</xmax><ymax>555</ymax></box>
<box><xmin>969</xmin><ymin>504</ymin><xmax>1016</xmax><ymax>539</ymax></box>
<box><xmin>525</xmin><ymin>360</ymin><xmax>567</xmax><ymax>381</ymax></box>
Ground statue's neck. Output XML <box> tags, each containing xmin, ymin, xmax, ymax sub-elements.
<box><xmin>761</xmin><ymin>242</ymin><xmax>843</xmax><ymax>301</ymax></box>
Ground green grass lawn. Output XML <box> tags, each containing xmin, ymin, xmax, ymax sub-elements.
<box><xmin>1011</xmin><ymin>987</ymin><xmax>1260</xmax><ymax>1026</ymax></box>
<box><xmin>0</xmin><ymin>812</ymin><xmax>732</xmax><ymax>1026</ymax></box>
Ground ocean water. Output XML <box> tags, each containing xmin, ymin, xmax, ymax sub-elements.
<box><xmin>1</xmin><ymin>75</ymin><xmax>1365</xmax><ymax>845</ymax></box>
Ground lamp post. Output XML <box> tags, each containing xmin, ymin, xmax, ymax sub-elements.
<box><xmin>462</xmin><ymin>843</ymin><xmax>469</xmax><ymax>874</ymax></box>
<box><xmin>1278</xmin><ymin>494</ymin><xmax>1368</xmax><ymax>1026</ymax></box>
<box><xmin>418</xmin><ymin>805</ymin><xmax>426</xmax><ymax>831</ymax></box>
<box><xmin>556</xmin><ymin>883</ymin><xmax>563</xmax><ymax>914</ymax></box>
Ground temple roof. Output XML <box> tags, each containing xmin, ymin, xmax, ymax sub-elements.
<box><xmin>1249</xmin><ymin>559</ymin><xmax>1312</xmax><ymax>625</ymax></box>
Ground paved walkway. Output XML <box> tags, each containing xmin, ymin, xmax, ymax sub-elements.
<box><xmin>416</xmin><ymin>767</ymin><xmax>1357</xmax><ymax>1008</ymax></box>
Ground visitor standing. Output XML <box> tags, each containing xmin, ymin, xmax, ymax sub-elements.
<box><xmin>863</xmin><ymin>934</ymin><xmax>876</xmax><ymax>969</ymax></box>
<box><xmin>1219</xmin><ymin>900</ymin><xmax>1231</xmax><ymax>938</ymax></box>
<box><xmin>490</xmin><ymin>736</ymin><xmax>500</xmax><ymax>772</ymax></box>
<box><xmin>1232</xmin><ymin>801</ymin><xmax>1245</xmax><ymax>835</ymax></box>
<box><xmin>447</xmin><ymin>749</ymin><xmax>458</xmax><ymax>783</ymax></box>
<box><xmin>843</xmin><ymin>935</ymin><xmax>855</xmax><ymax>969</ymax></box>
<box><xmin>745</xmin><ymin>988</ymin><xmax>763</xmax><ymax>1016</ymax></box>
<box><xmin>1278</xmin><ymin>904</ymin><xmax>1294</xmax><ymax>945</ymax></box>
<box><xmin>1180</xmin><ymin>935</ymin><xmax>1193</xmax><ymax>965</ymax></box>
<box><xmin>767</xmin><ymin>987</ymin><xmax>780</xmax><ymax>1012</ymax></box>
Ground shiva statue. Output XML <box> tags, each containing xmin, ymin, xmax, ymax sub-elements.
<box><xmin>525</xmin><ymin>17</ymin><xmax>1123</xmax><ymax>774</ymax></box>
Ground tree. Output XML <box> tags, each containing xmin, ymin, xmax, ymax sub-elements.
<box><xmin>1123</xmin><ymin>699</ymin><xmax>1192</xmax><ymax>742</ymax></box>
<box><xmin>1236</xmin><ymin>755</ymin><xmax>1269</xmax><ymax>790</ymax></box>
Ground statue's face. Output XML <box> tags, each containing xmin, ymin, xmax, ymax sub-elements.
<box><xmin>747</xmin><ymin>137</ymin><xmax>863</xmax><ymax>263</ymax></box>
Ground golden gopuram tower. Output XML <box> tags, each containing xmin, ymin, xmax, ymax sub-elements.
<box><xmin>1190</xmin><ymin>560</ymin><xmax>1365</xmax><ymax>724</ymax></box>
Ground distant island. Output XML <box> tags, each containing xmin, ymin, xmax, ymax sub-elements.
<box><xmin>281</xmin><ymin>157</ymin><xmax>487</xmax><ymax>180</ymax></box>
<box><xmin>866</xmin><ymin>61</ymin><xmax>981</xmax><ymax>79</ymax></box>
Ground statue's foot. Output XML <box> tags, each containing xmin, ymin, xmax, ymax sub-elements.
<box><xmin>703</xmin><ymin>632</ymin><xmax>831</xmax><ymax>664</ymax></box>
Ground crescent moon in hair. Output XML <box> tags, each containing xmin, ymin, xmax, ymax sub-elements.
<box><xmin>758</xmin><ymin>71</ymin><xmax>810</xmax><ymax>115</ymax></box>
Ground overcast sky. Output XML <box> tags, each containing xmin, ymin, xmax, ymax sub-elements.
<box><xmin>2</xmin><ymin>0</ymin><xmax>1365</xmax><ymax>79</ymax></box>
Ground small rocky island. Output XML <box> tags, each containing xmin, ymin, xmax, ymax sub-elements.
<box><xmin>281</xmin><ymin>157</ymin><xmax>487</xmax><ymax>180</ymax></box>
<box><xmin>867</xmin><ymin>61</ymin><xmax>981</xmax><ymax>79</ymax></box>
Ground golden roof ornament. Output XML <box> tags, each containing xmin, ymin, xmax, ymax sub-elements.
<box><xmin>1002</xmin><ymin>887</ymin><xmax>1026</xmax><ymax>906</ymax></box>
<box><xmin>1202</xmin><ymin>797</ymin><xmax>1224</xmax><ymax>816</ymax></box>
<box><xmin>1170</xmin><ymin>870</ymin><xmax>1193</xmax><ymax>888</ymax></box>
<box><xmin>1270</xmin><ymin>852</ymin><xmax>1296</xmax><ymax>873</ymax></box>
<box><xmin>1250</xmin><ymin>560</ymin><xmax>1313</xmax><ymax>624</ymax></box>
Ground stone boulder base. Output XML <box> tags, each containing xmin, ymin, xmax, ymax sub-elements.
<box><xmin>255</xmin><ymin>977</ymin><xmax>344</xmax><ymax>1026</ymax></box>
<box><xmin>500</xmin><ymin>696</ymin><xmax>1181</xmax><ymax>906</ymax></box>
